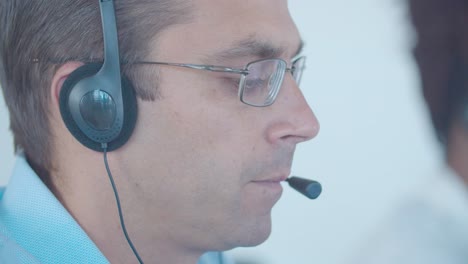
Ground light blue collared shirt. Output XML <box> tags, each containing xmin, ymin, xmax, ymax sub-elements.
<box><xmin>0</xmin><ymin>155</ymin><xmax>232</xmax><ymax>264</ymax></box>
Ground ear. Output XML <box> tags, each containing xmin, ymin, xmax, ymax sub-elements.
<box><xmin>48</xmin><ymin>62</ymin><xmax>85</xmax><ymax>136</ymax></box>
<box><xmin>50</xmin><ymin>62</ymin><xmax>84</xmax><ymax>106</ymax></box>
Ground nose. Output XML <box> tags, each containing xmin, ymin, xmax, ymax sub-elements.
<box><xmin>265</xmin><ymin>75</ymin><xmax>320</xmax><ymax>145</ymax></box>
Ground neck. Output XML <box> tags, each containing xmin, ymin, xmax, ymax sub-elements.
<box><xmin>49</xmin><ymin>146</ymin><xmax>203</xmax><ymax>264</ymax></box>
<box><xmin>446</xmin><ymin>121</ymin><xmax>468</xmax><ymax>186</ymax></box>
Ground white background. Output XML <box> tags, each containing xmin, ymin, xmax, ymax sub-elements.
<box><xmin>0</xmin><ymin>1</ymin><xmax>442</xmax><ymax>264</ymax></box>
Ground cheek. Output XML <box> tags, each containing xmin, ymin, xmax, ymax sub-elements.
<box><xmin>128</xmin><ymin>80</ymin><xmax>275</xmax><ymax>247</ymax></box>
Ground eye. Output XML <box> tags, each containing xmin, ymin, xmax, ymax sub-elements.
<box><xmin>244</xmin><ymin>68</ymin><xmax>270</xmax><ymax>89</ymax></box>
<box><xmin>244</xmin><ymin>77</ymin><xmax>266</xmax><ymax>90</ymax></box>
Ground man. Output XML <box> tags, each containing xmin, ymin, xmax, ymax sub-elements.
<box><xmin>0</xmin><ymin>0</ymin><xmax>319</xmax><ymax>263</ymax></box>
<box><xmin>354</xmin><ymin>0</ymin><xmax>468</xmax><ymax>263</ymax></box>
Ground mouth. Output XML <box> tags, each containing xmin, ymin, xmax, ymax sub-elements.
<box><xmin>250</xmin><ymin>174</ymin><xmax>289</xmax><ymax>193</ymax></box>
<box><xmin>252</xmin><ymin>174</ymin><xmax>289</xmax><ymax>183</ymax></box>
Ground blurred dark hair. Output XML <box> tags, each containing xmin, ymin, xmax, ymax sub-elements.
<box><xmin>408</xmin><ymin>0</ymin><xmax>468</xmax><ymax>144</ymax></box>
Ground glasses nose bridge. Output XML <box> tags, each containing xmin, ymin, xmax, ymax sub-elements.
<box><xmin>276</xmin><ymin>66</ymin><xmax>308</xmax><ymax>106</ymax></box>
<box><xmin>280</xmin><ymin>56</ymin><xmax>305</xmax><ymax>90</ymax></box>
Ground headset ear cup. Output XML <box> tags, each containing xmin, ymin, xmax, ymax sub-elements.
<box><xmin>115</xmin><ymin>72</ymin><xmax>138</xmax><ymax>151</ymax></box>
<box><xmin>59</xmin><ymin>63</ymin><xmax>138</xmax><ymax>152</ymax></box>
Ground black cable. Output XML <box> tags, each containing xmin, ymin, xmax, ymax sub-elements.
<box><xmin>102</xmin><ymin>143</ymin><xmax>144</xmax><ymax>264</ymax></box>
<box><xmin>218</xmin><ymin>251</ymin><xmax>224</xmax><ymax>264</ymax></box>
<box><xmin>102</xmin><ymin>143</ymin><xmax>226</xmax><ymax>264</ymax></box>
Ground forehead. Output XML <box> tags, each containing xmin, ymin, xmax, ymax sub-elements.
<box><xmin>153</xmin><ymin>0</ymin><xmax>302</xmax><ymax>62</ymax></box>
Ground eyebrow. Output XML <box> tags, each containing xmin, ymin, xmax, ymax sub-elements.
<box><xmin>205</xmin><ymin>36</ymin><xmax>304</xmax><ymax>64</ymax></box>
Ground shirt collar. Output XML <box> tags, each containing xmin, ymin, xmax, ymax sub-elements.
<box><xmin>0</xmin><ymin>154</ymin><xmax>108</xmax><ymax>263</ymax></box>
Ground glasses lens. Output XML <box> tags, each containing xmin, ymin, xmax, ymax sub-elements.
<box><xmin>241</xmin><ymin>59</ymin><xmax>287</xmax><ymax>106</ymax></box>
<box><xmin>292</xmin><ymin>56</ymin><xmax>306</xmax><ymax>85</ymax></box>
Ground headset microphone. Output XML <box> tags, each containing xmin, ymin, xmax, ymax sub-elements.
<box><xmin>285</xmin><ymin>176</ymin><xmax>322</xmax><ymax>199</ymax></box>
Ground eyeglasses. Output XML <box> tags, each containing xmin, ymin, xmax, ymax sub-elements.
<box><xmin>133</xmin><ymin>56</ymin><xmax>306</xmax><ymax>107</ymax></box>
<box><xmin>33</xmin><ymin>56</ymin><xmax>306</xmax><ymax>107</ymax></box>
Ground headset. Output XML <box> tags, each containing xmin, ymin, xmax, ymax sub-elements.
<box><xmin>58</xmin><ymin>0</ymin><xmax>143</xmax><ymax>262</ymax></box>
<box><xmin>57</xmin><ymin>1</ymin><xmax>321</xmax><ymax>263</ymax></box>
<box><xmin>59</xmin><ymin>0</ymin><xmax>137</xmax><ymax>152</ymax></box>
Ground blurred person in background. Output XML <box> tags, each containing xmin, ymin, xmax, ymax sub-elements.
<box><xmin>353</xmin><ymin>0</ymin><xmax>468</xmax><ymax>263</ymax></box>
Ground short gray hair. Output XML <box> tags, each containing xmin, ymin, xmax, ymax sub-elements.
<box><xmin>0</xmin><ymin>0</ymin><xmax>192</xmax><ymax>181</ymax></box>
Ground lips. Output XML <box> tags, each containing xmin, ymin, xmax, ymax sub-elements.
<box><xmin>251</xmin><ymin>174</ymin><xmax>289</xmax><ymax>183</ymax></box>
<box><xmin>249</xmin><ymin>173</ymin><xmax>288</xmax><ymax>198</ymax></box>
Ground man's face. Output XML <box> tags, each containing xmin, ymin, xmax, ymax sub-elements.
<box><xmin>120</xmin><ymin>0</ymin><xmax>319</xmax><ymax>252</ymax></box>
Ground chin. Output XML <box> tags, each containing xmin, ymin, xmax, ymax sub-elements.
<box><xmin>244</xmin><ymin>227</ymin><xmax>272</xmax><ymax>247</ymax></box>
<box><xmin>230</xmin><ymin>215</ymin><xmax>274</xmax><ymax>248</ymax></box>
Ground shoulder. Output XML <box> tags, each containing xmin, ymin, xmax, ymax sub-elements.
<box><xmin>0</xmin><ymin>221</ymin><xmax>41</xmax><ymax>264</ymax></box>
<box><xmin>0</xmin><ymin>183</ymin><xmax>41</xmax><ymax>263</ymax></box>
